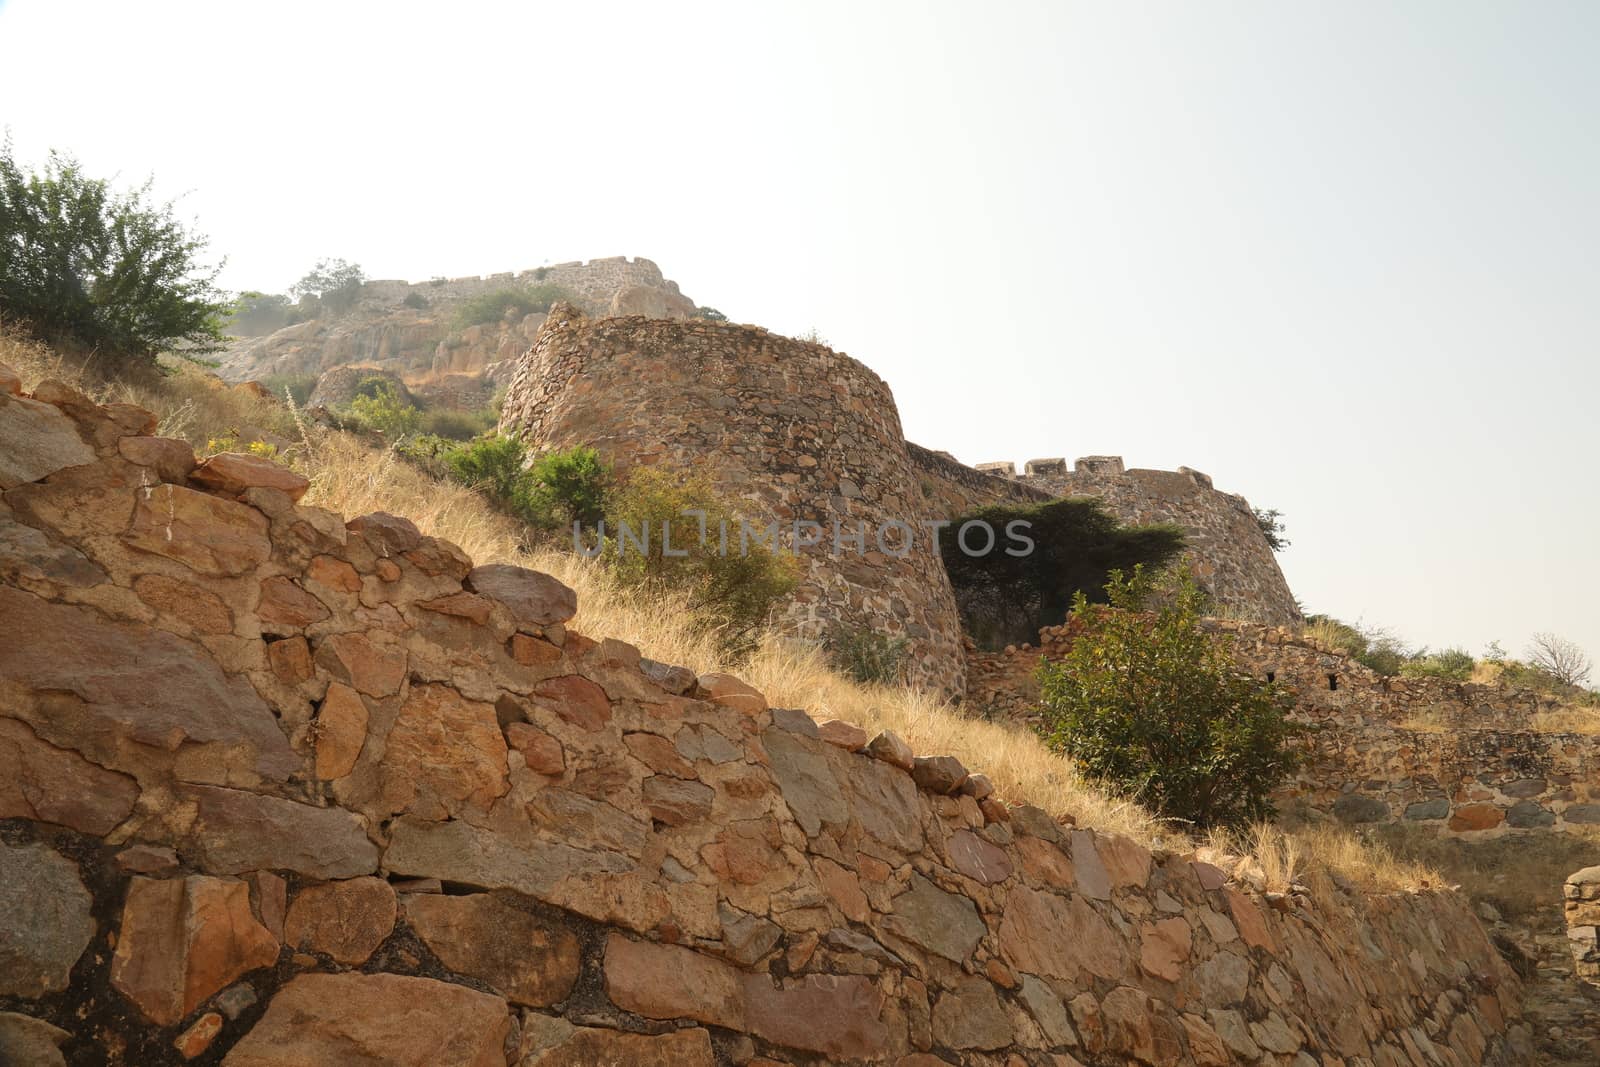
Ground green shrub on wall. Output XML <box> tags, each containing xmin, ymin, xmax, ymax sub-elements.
<box><xmin>1038</xmin><ymin>567</ymin><xmax>1305</xmax><ymax>829</ymax></box>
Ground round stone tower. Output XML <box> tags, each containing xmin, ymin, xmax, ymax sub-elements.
<box><xmin>499</xmin><ymin>305</ymin><xmax>966</xmax><ymax>696</ymax></box>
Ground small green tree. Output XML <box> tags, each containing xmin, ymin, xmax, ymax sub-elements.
<box><xmin>1252</xmin><ymin>507</ymin><xmax>1290</xmax><ymax>551</ymax></box>
<box><xmin>0</xmin><ymin>140</ymin><xmax>229</xmax><ymax>369</ymax></box>
<box><xmin>290</xmin><ymin>258</ymin><xmax>365</xmax><ymax>315</ymax></box>
<box><xmin>1039</xmin><ymin>567</ymin><xmax>1305</xmax><ymax>829</ymax></box>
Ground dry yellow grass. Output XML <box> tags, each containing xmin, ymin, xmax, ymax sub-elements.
<box><xmin>2</xmin><ymin>324</ymin><xmax>1442</xmax><ymax>891</ymax></box>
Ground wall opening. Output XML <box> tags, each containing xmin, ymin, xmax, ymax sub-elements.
<box><xmin>1327</xmin><ymin>673</ymin><xmax>1339</xmax><ymax>691</ymax></box>
<box><xmin>1266</xmin><ymin>671</ymin><xmax>1276</xmax><ymax>684</ymax></box>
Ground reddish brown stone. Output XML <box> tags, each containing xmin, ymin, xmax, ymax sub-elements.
<box><xmin>744</xmin><ymin>973</ymin><xmax>890</xmax><ymax>1060</ymax></box>
<box><xmin>696</xmin><ymin>672</ymin><xmax>767</xmax><ymax>715</ymax></box>
<box><xmin>1449</xmin><ymin>803</ymin><xmax>1505</xmax><ymax>832</ymax></box>
<box><xmin>624</xmin><ymin>731</ymin><xmax>694</xmax><ymax>777</ymax></box>
<box><xmin>465</xmin><ymin>563</ymin><xmax>577</xmax><ymax>626</ymax></box>
<box><xmin>1191</xmin><ymin>860</ymin><xmax>1228</xmax><ymax>891</ymax></box>
<box><xmin>380</xmin><ymin>684</ymin><xmax>508</xmax><ymax>818</ymax></box>
<box><xmin>533</xmin><ymin>674</ymin><xmax>613</xmax><ymax>732</ymax></box>
<box><xmin>1139</xmin><ymin>916</ymin><xmax>1193</xmax><ymax>982</ymax></box>
<box><xmin>266</xmin><ymin>635</ymin><xmax>313</xmax><ymax>685</ymax></box>
<box><xmin>0</xmin><ymin>586</ymin><xmax>299</xmax><ymax>782</ymax></box>
<box><xmin>1097</xmin><ymin>834</ymin><xmax>1153</xmax><ymax>889</ymax></box>
<box><xmin>403</xmin><ymin>893</ymin><xmax>580</xmax><ymax>1007</ymax></box>
<box><xmin>642</xmin><ymin>775</ymin><xmax>715</xmax><ymax>826</ymax></box>
<box><xmin>417</xmin><ymin>591</ymin><xmax>493</xmax><ymax>625</ymax></box>
<box><xmin>1224</xmin><ymin>887</ymin><xmax>1277</xmax><ymax>953</ymax></box>
<box><xmin>375</xmin><ymin>558</ymin><xmax>402</xmax><ymax>582</ymax></box>
<box><xmin>511</xmin><ymin>633</ymin><xmax>562</xmax><ymax>666</ymax></box>
<box><xmin>948</xmin><ymin>829</ymin><xmax>1014</xmax><ymax>885</ymax></box>
<box><xmin>175</xmin><ymin>1012</ymin><xmax>223</xmax><ymax>1059</ymax></box>
<box><xmin>314</xmin><ymin>682</ymin><xmax>368</xmax><ymax>780</ymax></box>
<box><xmin>283</xmin><ymin>877</ymin><xmax>396</xmax><ymax>965</ymax></box>
<box><xmin>115</xmin><ymin>844</ymin><xmax>179</xmax><ymax>875</ymax></box>
<box><xmin>532</xmin><ymin>1026</ymin><xmax>715</xmax><ymax>1066</ymax></box>
<box><xmin>1016</xmin><ymin>835</ymin><xmax>1076</xmax><ymax>889</ymax></box>
<box><xmin>0</xmin><ymin>717</ymin><xmax>139</xmax><ymax>834</ymax></box>
<box><xmin>816</xmin><ymin>718</ymin><xmax>869</xmax><ymax>750</ymax></box>
<box><xmin>133</xmin><ymin>574</ymin><xmax>234</xmax><ymax>634</ymax></box>
<box><xmin>124</xmin><ymin>484</ymin><xmax>271</xmax><ymax>577</ymax></box>
<box><xmin>604</xmin><ymin>934</ymin><xmax>744</xmax><ymax>1029</ymax></box>
<box><xmin>815</xmin><ymin>857</ymin><xmax>870</xmax><ymax>923</ymax></box>
<box><xmin>700</xmin><ymin>822</ymin><xmax>784</xmax><ymax>886</ymax></box>
<box><xmin>191</xmin><ymin>452</ymin><xmax>309</xmax><ymax>502</ymax></box>
<box><xmin>111</xmin><ymin>875</ymin><xmax>279</xmax><ymax>1026</ymax></box>
<box><xmin>911</xmin><ymin>755</ymin><xmax>968</xmax><ymax>794</ymax></box>
<box><xmin>506</xmin><ymin>723</ymin><xmax>565</xmax><ymax>775</ymax></box>
<box><xmin>0</xmin><ymin>361</ymin><xmax>19</xmax><ymax>396</ymax></box>
<box><xmin>865</xmin><ymin>730</ymin><xmax>914</xmax><ymax>770</ymax></box>
<box><xmin>257</xmin><ymin>576</ymin><xmax>329</xmax><ymax>631</ymax></box>
<box><xmin>317</xmin><ymin>632</ymin><xmax>406</xmax><ymax>697</ymax></box>
<box><xmin>219</xmin><ymin>972</ymin><xmax>509</xmax><ymax>1067</ymax></box>
<box><xmin>118</xmin><ymin>435</ymin><xmax>197</xmax><ymax>482</ymax></box>
<box><xmin>998</xmin><ymin>886</ymin><xmax>1125</xmax><ymax>982</ymax></box>
<box><xmin>305</xmin><ymin>553</ymin><xmax>361</xmax><ymax>593</ymax></box>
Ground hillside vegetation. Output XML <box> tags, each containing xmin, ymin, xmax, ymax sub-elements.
<box><xmin>1</xmin><ymin>322</ymin><xmax>1442</xmax><ymax>900</ymax></box>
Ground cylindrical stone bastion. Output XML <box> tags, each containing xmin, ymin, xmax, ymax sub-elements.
<box><xmin>498</xmin><ymin>305</ymin><xmax>966</xmax><ymax>695</ymax></box>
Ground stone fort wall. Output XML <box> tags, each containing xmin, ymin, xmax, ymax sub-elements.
<box><xmin>967</xmin><ymin>619</ymin><xmax>1600</xmax><ymax>841</ymax></box>
<box><xmin>499</xmin><ymin>306</ymin><xmax>968</xmax><ymax>697</ymax></box>
<box><xmin>360</xmin><ymin>255</ymin><xmax>693</xmax><ymax>315</ymax></box>
<box><xmin>0</xmin><ymin>375</ymin><xmax>1531</xmax><ymax>1064</ymax></box>
<box><xmin>978</xmin><ymin>456</ymin><xmax>1301</xmax><ymax>628</ymax></box>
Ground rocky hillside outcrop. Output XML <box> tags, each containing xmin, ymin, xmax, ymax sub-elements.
<box><xmin>0</xmin><ymin>367</ymin><xmax>1532</xmax><ymax>1064</ymax></box>
<box><xmin>218</xmin><ymin>256</ymin><xmax>695</xmax><ymax>389</ymax></box>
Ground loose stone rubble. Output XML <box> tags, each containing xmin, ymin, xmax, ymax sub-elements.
<box><xmin>0</xmin><ymin>367</ymin><xmax>1534</xmax><ymax>1064</ymax></box>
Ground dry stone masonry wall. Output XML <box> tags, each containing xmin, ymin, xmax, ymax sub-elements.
<box><xmin>0</xmin><ymin>368</ymin><xmax>1531</xmax><ymax>1064</ymax></box>
<box><xmin>500</xmin><ymin>306</ymin><xmax>969</xmax><ymax>697</ymax></box>
<box><xmin>969</xmin><ymin>619</ymin><xmax>1600</xmax><ymax>841</ymax></box>
<box><xmin>979</xmin><ymin>457</ymin><xmax>1300</xmax><ymax>628</ymax></box>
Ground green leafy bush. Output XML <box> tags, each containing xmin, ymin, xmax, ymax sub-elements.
<box><xmin>426</xmin><ymin>436</ymin><xmax>609</xmax><ymax>531</ymax></box>
<box><xmin>695</xmin><ymin>306</ymin><xmax>728</xmax><ymax>322</ymax></box>
<box><xmin>452</xmin><ymin>284</ymin><xmax>574</xmax><ymax>329</ymax></box>
<box><xmin>1038</xmin><ymin>568</ymin><xmax>1305</xmax><ymax>829</ymax></box>
<box><xmin>346</xmin><ymin>379</ymin><xmax>420</xmax><ymax>438</ymax></box>
<box><xmin>603</xmin><ymin>467</ymin><xmax>798</xmax><ymax>648</ymax></box>
<box><xmin>826</xmin><ymin>627</ymin><xmax>910</xmax><ymax>685</ymax></box>
<box><xmin>0</xmin><ymin>141</ymin><xmax>229</xmax><ymax>369</ymax></box>
<box><xmin>527</xmin><ymin>446</ymin><xmax>610</xmax><ymax>528</ymax></box>
<box><xmin>401</xmin><ymin>291</ymin><xmax>429</xmax><ymax>310</ymax></box>
<box><xmin>942</xmin><ymin>497</ymin><xmax>1185</xmax><ymax>649</ymax></box>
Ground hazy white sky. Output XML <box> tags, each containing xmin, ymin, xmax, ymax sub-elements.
<box><xmin>3</xmin><ymin>0</ymin><xmax>1596</xmax><ymax>668</ymax></box>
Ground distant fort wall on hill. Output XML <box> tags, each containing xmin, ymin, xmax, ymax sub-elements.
<box><xmin>972</xmin><ymin>455</ymin><xmax>1301</xmax><ymax>628</ymax></box>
